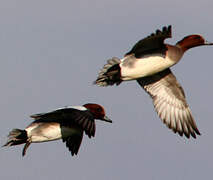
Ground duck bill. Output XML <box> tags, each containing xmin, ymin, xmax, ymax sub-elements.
<box><xmin>205</xmin><ymin>40</ymin><xmax>213</xmax><ymax>45</ymax></box>
<box><xmin>101</xmin><ymin>115</ymin><xmax>112</xmax><ymax>123</ymax></box>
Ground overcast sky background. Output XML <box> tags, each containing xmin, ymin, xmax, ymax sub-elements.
<box><xmin>0</xmin><ymin>0</ymin><xmax>213</xmax><ymax>179</ymax></box>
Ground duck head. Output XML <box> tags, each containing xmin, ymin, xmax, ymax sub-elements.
<box><xmin>83</xmin><ymin>103</ymin><xmax>112</xmax><ymax>123</ymax></box>
<box><xmin>176</xmin><ymin>34</ymin><xmax>213</xmax><ymax>52</ymax></box>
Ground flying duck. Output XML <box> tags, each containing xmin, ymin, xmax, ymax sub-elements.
<box><xmin>95</xmin><ymin>25</ymin><xmax>213</xmax><ymax>138</ymax></box>
<box><xmin>4</xmin><ymin>103</ymin><xmax>112</xmax><ymax>156</ymax></box>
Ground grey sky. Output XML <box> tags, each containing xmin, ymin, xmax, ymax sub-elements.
<box><xmin>1</xmin><ymin>0</ymin><xmax>213</xmax><ymax>179</ymax></box>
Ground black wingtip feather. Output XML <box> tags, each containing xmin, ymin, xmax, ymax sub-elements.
<box><xmin>125</xmin><ymin>25</ymin><xmax>172</xmax><ymax>57</ymax></box>
<box><xmin>64</xmin><ymin>134</ymin><xmax>83</xmax><ymax>156</ymax></box>
<box><xmin>154</xmin><ymin>25</ymin><xmax>172</xmax><ymax>37</ymax></box>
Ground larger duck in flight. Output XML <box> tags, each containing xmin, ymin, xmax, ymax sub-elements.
<box><xmin>95</xmin><ymin>25</ymin><xmax>213</xmax><ymax>138</ymax></box>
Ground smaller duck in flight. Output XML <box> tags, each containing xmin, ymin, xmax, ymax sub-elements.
<box><xmin>3</xmin><ymin>103</ymin><xmax>112</xmax><ymax>156</ymax></box>
<box><xmin>95</xmin><ymin>25</ymin><xmax>213</xmax><ymax>138</ymax></box>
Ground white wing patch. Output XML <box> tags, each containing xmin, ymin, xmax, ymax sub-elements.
<box><xmin>56</xmin><ymin>106</ymin><xmax>87</xmax><ymax>111</ymax></box>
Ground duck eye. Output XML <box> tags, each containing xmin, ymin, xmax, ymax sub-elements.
<box><xmin>194</xmin><ymin>36</ymin><xmax>201</xmax><ymax>40</ymax></box>
<box><xmin>97</xmin><ymin>107</ymin><xmax>102</xmax><ymax>112</ymax></box>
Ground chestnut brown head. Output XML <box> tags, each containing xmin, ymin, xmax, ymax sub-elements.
<box><xmin>83</xmin><ymin>103</ymin><xmax>112</xmax><ymax>123</ymax></box>
<box><xmin>176</xmin><ymin>35</ymin><xmax>213</xmax><ymax>52</ymax></box>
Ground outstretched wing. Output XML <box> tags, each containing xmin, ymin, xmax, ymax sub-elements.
<box><xmin>30</xmin><ymin>108</ymin><xmax>96</xmax><ymax>138</ymax></box>
<box><xmin>62</xmin><ymin>131</ymin><xmax>83</xmax><ymax>156</ymax></box>
<box><xmin>137</xmin><ymin>68</ymin><xmax>200</xmax><ymax>138</ymax></box>
<box><xmin>125</xmin><ymin>25</ymin><xmax>172</xmax><ymax>58</ymax></box>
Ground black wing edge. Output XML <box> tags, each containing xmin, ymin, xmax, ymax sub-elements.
<box><xmin>125</xmin><ymin>25</ymin><xmax>172</xmax><ymax>56</ymax></box>
<box><xmin>149</xmin><ymin>25</ymin><xmax>172</xmax><ymax>39</ymax></box>
<box><xmin>63</xmin><ymin>133</ymin><xmax>83</xmax><ymax>156</ymax></box>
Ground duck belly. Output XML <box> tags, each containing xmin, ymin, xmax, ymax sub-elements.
<box><xmin>120</xmin><ymin>55</ymin><xmax>176</xmax><ymax>80</ymax></box>
<box><xmin>26</xmin><ymin>122</ymin><xmax>80</xmax><ymax>143</ymax></box>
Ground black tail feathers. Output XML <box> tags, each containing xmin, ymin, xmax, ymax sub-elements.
<box><xmin>3</xmin><ymin>129</ymin><xmax>27</xmax><ymax>147</ymax></box>
<box><xmin>94</xmin><ymin>57</ymin><xmax>122</xmax><ymax>86</ymax></box>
